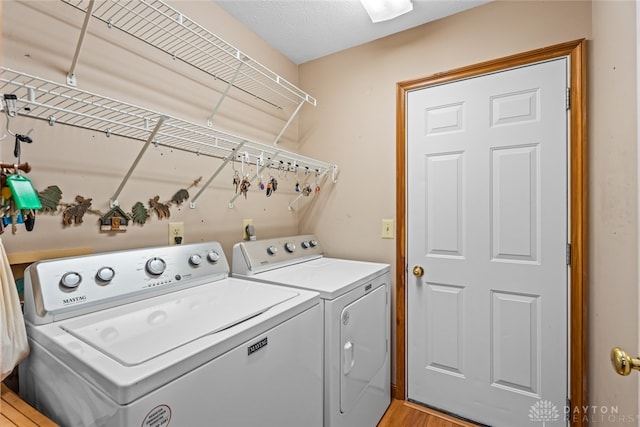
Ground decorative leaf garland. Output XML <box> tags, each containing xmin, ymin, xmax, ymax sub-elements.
<box><xmin>62</xmin><ymin>195</ymin><xmax>93</xmax><ymax>225</ymax></box>
<box><xmin>38</xmin><ymin>186</ymin><xmax>62</xmax><ymax>212</ymax></box>
<box><xmin>131</xmin><ymin>202</ymin><xmax>149</xmax><ymax>225</ymax></box>
<box><xmin>25</xmin><ymin>176</ymin><xmax>203</xmax><ymax>229</ymax></box>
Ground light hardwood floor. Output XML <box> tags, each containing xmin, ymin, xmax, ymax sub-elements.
<box><xmin>1</xmin><ymin>383</ymin><xmax>57</xmax><ymax>426</ymax></box>
<box><xmin>378</xmin><ymin>399</ymin><xmax>481</xmax><ymax>427</ymax></box>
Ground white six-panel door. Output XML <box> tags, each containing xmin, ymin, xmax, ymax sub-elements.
<box><xmin>407</xmin><ymin>59</ymin><xmax>568</xmax><ymax>426</ymax></box>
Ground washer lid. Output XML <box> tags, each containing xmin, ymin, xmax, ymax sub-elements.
<box><xmin>60</xmin><ymin>280</ymin><xmax>298</xmax><ymax>366</ymax></box>
<box><xmin>243</xmin><ymin>258</ymin><xmax>390</xmax><ymax>299</ymax></box>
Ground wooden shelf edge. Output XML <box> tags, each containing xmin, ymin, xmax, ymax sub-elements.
<box><xmin>7</xmin><ymin>247</ymin><xmax>92</xmax><ymax>265</ymax></box>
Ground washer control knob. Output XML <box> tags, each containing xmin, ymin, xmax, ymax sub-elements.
<box><xmin>284</xmin><ymin>242</ymin><xmax>296</xmax><ymax>253</ymax></box>
<box><xmin>207</xmin><ymin>250</ymin><xmax>220</xmax><ymax>263</ymax></box>
<box><xmin>301</xmin><ymin>241</ymin><xmax>310</xmax><ymax>249</ymax></box>
<box><xmin>267</xmin><ymin>246</ymin><xmax>278</xmax><ymax>255</ymax></box>
<box><xmin>96</xmin><ymin>267</ymin><xmax>115</xmax><ymax>283</ymax></box>
<box><xmin>60</xmin><ymin>272</ymin><xmax>82</xmax><ymax>289</ymax></box>
<box><xmin>145</xmin><ymin>257</ymin><xmax>166</xmax><ymax>276</ymax></box>
<box><xmin>189</xmin><ymin>254</ymin><xmax>203</xmax><ymax>266</ymax></box>
<box><xmin>309</xmin><ymin>239</ymin><xmax>318</xmax><ymax>248</ymax></box>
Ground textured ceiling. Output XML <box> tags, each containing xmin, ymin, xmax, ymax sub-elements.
<box><xmin>214</xmin><ymin>0</ymin><xmax>491</xmax><ymax>64</ymax></box>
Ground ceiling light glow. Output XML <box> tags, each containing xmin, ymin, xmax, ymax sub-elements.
<box><xmin>360</xmin><ymin>0</ymin><xmax>414</xmax><ymax>23</ymax></box>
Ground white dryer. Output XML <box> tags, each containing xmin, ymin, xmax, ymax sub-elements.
<box><xmin>19</xmin><ymin>241</ymin><xmax>323</xmax><ymax>427</ymax></box>
<box><xmin>232</xmin><ymin>235</ymin><xmax>390</xmax><ymax>427</ymax></box>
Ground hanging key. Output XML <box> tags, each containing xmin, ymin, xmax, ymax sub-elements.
<box><xmin>232</xmin><ymin>171</ymin><xmax>241</xmax><ymax>193</ymax></box>
<box><xmin>14</xmin><ymin>133</ymin><xmax>33</xmax><ymax>162</ymax></box>
<box><xmin>240</xmin><ymin>177</ymin><xmax>251</xmax><ymax>199</ymax></box>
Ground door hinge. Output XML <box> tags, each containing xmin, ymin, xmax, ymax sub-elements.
<box><xmin>566</xmin><ymin>87</ymin><xmax>571</xmax><ymax>110</ymax></box>
<box><xmin>566</xmin><ymin>397</ymin><xmax>571</xmax><ymax>421</ymax></box>
<box><xmin>566</xmin><ymin>243</ymin><xmax>572</xmax><ymax>266</ymax></box>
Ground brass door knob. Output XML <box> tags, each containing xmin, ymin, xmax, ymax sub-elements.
<box><xmin>412</xmin><ymin>265</ymin><xmax>424</xmax><ymax>277</ymax></box>
<box><xmin>611</xmin><ymin>347</ymin><xmax>640</xmax><ymax>376</ymax></box>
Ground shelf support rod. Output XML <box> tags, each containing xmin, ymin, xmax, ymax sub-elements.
<box><xmin>207</xmin><ymin>62</ymin><xmax>243</xmax><ymax>127</ymax></box>
<box><xmin>189</xmin><ymin>140</ymin><xmax>247</xmax><ymax>209</ymax></box>
<box><xmin>67</xmin><ymin>0</ymin><xmax>96</xmax><ymax>86</ymax></box>
<box><xmin>229</xmin><ymin>151</ymin><xmax>281</xmax><ymax>208</ymax></box>
<box><xmin>287</xmin><ymin>167</ymin><xmax>330</xmax><ymax>211</ymax></box>
<box><xmin>273</xmin><ymin>99</ymin><xmax>305</xmax><ymax>146</ymax></box>
<box><xmin>110</xmin><ymin>116</ymin><xmax>167</xmax><ymax>208</ymax></box>
<box><xmin>287</xmin><ymin>192</ymin><xmax>305</xmax><ymax>211</ymax></box>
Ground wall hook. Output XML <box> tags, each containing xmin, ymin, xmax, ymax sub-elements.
<box><xmin>3</xmin><ymin>94</ymin><xmax>18</xmax><ymax>117</ymax></box>
<box><xmin>1</xmin><ymin>94</ymin><xmax>34</xmax><ymax>142</ymax></box>
<box><xmin>241</xmin><ymin>151</ymin><xmax>250</xmax><ymax>176</ymax></box>
<box><xmin>231</xmin><ymin>151</ymin><xmax>238</xmax><ymax>173</ymax></box>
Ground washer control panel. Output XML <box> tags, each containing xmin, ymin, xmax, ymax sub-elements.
<box><xmin>23</xmin><ymin>241</ymin><xmax>229</xmax><ymax>324</ymax></box>
<box><xmin>232</xmin><ymin>234</ymin><xmax>323</xmax><ymax>275</ymax></box>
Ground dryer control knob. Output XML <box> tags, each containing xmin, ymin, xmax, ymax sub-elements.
<box><xmin>145</xmin><ymin>257</ymin><xmax>166</xmax><ymax>276</ymax></box>
<box><xmin>96</xmin><ymin>267</ymin><xmax>115</xmax><ymax>283</ymax></box>
<box><xmin>284</xmin><ymin>242</ymin><xmax>296</xmax><ymax>253</ymax></box>
<box><xmin>301</xmin><ymin>241</ymin><xmax>310</xmax><ymax>249</ymax></box>
<box><xmin>309</xmin><ymin>239</ymin><xmax>318</xmax><ymax>247</ymax></box>
<box><xmin>189</xmin><ymin>254</ymin><xmax>202</xmax><ymax>266</ymax></box>
<box><xmin>267</xmin><ymin>246</ymin><xmax>278</xmax><ymax>255</ymax></box>
<box><xmin>60</xmin><ymin>272</ymin><xmax>82</xmax><ymax>289</ymax></box>
<box><xmin>207</xmin><ymin>250</ymin><xmax>220</xmax><ymax>263</ymax></box>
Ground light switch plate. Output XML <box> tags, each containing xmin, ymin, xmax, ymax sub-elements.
<box><xmin>382</xmin><ymin>219</ymin><xmax>394</xmax><ymax>239</ymax></box>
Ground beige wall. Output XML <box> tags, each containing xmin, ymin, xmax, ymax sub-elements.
<box><xmin>299</xmin><ymin>0</ymin><xmax>639</xmax><ymax>421</ymax></box>
<box><xmin>3</xmin><ymin>0</ymin><xmax>639</xmax><ymax>422</ymax></box>
<box><xmin>590</xmin><ymin>0</ymin><xmax>639</xmax><ymax>421</ymax></box>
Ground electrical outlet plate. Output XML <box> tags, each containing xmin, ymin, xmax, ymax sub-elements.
<box><xmin>169</xmin><ymin>222</ymin><xmax>184</xmax><ymax>245</ymax></box>
<box><xmin>381</xmin><ymin>219</ymin><xmax>394</xmax><ymax>239</ymax></box>
<box><xmin>242</xmin><ymin>219</ymin><xmax>253</xmax><ymax>240</ymax></box>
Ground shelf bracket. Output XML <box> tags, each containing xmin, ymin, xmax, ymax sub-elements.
<box><xmin>287</xmin><ymin>192</ymin><xmax>305</xmax><ymax>211</ymax></box>
<box><xmin>229</xmin><ymin>151</ymin><xmax>281</xmax><ymax>208</ymax></box>
<box><xmin>288</xmin><ymin>166</ymin><xmax>335</xmax><ymax>211</ymax></box>
<box><xmin>189</xmin><ymin>140</ymin><xmax>247</xmax><ymax>209</ymax></box>
<box><xmin>273</xmin><ymin>99</ymin><xmax>305</xmax><ymax>146</ymax></box>
<box><xmin>287</xmin><ymin>167</ymin><xmax>330</xmax><ymax>211</ymax></box>
<box><xmin>67</xmin><ymin>0</ymin><xmax>96</xmax><ymax>86</ymax></box>
<box><xmin>109</xmin><ymin>116</ymin><xmax>167</xmax><ymax>208</ymax></box>
<box><xmin>207</xmin><ymin>62</ymin><xmax>243</xmax><ymax>127</ymax></box>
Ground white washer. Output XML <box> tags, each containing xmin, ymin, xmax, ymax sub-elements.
<box><xmin>19</xmin><ymin>241</ymin><xmax>323</xmax><ymax>427</ymax></box>
<box><xmin>232</xmin><ymin>235</ymin><xmax>391</xmax><ymax>427</ymax></box>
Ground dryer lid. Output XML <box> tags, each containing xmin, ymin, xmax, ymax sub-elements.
<box><xmin>60</xmin><ymin>279</ymin><xmax>298</xmax><ymax>366</ymax></box>
<box><xmin>243</xmin><ymin>258</ymin><xmax>390</xmax><ymax>299</ymax></box>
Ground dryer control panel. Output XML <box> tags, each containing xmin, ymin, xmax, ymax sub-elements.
<box><xmin>23</xmin><ymin>241</ymin><xmax>230</xmax><ymax>325</ymax></box>
<box><xmin>232</xmin><ymin>234</ymin><xmax>324</xmax><ymax>275</ymax></box>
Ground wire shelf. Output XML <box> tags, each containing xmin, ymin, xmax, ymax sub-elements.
<box><xmin>0</xmin><ymin>67</ymin><xmax>334</xmax><ymax>175</ymax></box>
<box><xmin>61</xmin><ymin>0</ymin><xmax>317</xmax><ymax>111</ymax></box>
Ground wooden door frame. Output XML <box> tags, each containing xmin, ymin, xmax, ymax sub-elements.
<box><xmin>395</xmin><ymin>39</ymin><xmax>587</xmax><ymax>426</ymax></box>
